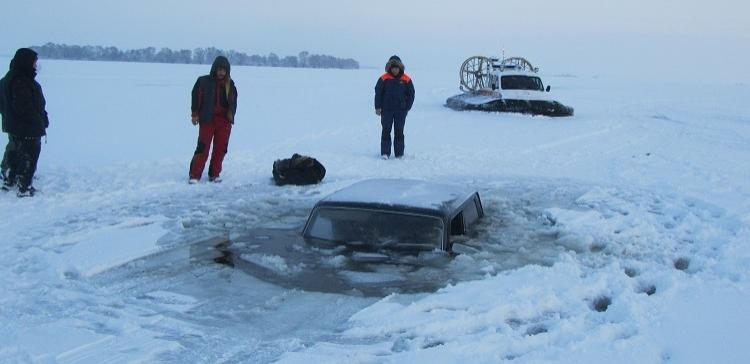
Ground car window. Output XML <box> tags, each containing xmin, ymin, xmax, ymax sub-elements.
<box><xmin>501</xmin><ymin>76</ymin><xmax>544</xmax><ymax>91</ymax></box>
<box><xmin>305</xmin><ymin>208</ymin><xmax>444</xmax><ymax>250</ymax></box>
<box><xmin>463</xmin><ymin>201</ymin><xmax>480</xmax><ymax>228</ymax></box>
<box><xmin>450</xmin><ymin>213</ymin><xmax>465</xmax><ymax>235</ymax></box>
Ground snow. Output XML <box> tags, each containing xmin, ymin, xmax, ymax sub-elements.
<box><xmin>0</xmin><ymin>57</ymin><xmax>749</xmax><ymax>363</ymax></box>
<box><xmin>318</xmin><ymin>178</ymin><xmax>475</xmax><ymax>212</ymax></box>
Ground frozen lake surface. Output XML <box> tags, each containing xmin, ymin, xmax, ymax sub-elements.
<box><xmin>0</xmin><ymin>58</ymin><xmax>748</xmax><ymax>363</ymax></box>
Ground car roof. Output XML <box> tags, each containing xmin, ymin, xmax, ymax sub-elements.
<box><xmin>315</xmin><ymin>179</ymin><xmax>477</xmax><ymax>217</ymax></box>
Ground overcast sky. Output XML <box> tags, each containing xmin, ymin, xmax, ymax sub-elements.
<box><xmin>2</xmin><ymin>0</ymin><xmax>748</xmax><ymax>80</ymax></box>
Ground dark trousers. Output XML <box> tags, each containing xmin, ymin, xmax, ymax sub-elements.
<box><xmin>189</xmin><ymin>115</ymin><xmax>232</xmax><ymax>179</ymax></box>
<box><xmin>1</xmin><ymin>135</ymin><xmax>17</xmax><ymax>182</ymax></box>
<box><xmin>11</xmin><ymin>136</ymin><xmax>41</xmax><ymax>190</ymax></box>
<box><xmin>380</xmin><ymin>109</ymin><xmax>407</xmax><ymax>157</ymax></box>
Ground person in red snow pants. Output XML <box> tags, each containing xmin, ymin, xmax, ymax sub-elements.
<box><xmin>189</xmin><ymin>56</ymin><xmax>238</xmax><ymax>183</ymax></box>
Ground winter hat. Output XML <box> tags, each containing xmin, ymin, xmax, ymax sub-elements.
<box><xmin>11</xmin><ymin>48</ymin><xmax>38</xmax><ymax>77</ymax></box>
<box><xmin>210</xmin><ymin>55</ymin><xmax>233</xmax><ymax>101</ymax></box>
<box><xmin>385</xmin><ymin>55</ymin><xmax>405</xmax><ymax>73</ymax></box>
<box><xmin>210</xmin><ymin>55</ymin><xmax>231</xmax><ymax>77</ymax></box>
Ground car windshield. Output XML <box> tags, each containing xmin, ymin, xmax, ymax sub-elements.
<box><xmin>501</xmin><ymin>75</ymin><xmax>544</xmax><ymax>91</ymax></box>
<box><xmin>304</xmin><ymin>207</ymin><xmax>444</xmax><ymax>251</ymax></box>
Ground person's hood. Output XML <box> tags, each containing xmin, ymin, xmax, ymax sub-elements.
<box><xmin>384</xmin><ymin>55</ymin><xmax>405</xmax><ymax>78</ymax></box>
<box><xmin>10</xmin><ymin>48</ymin><xmax>38</xmax><ymax>78</ymax></box>
<box><xmin>210</xmin><ymin>56</ymin><xmax>231</xmax><ymax>78</ymax></box>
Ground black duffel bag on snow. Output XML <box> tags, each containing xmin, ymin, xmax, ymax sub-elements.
<box><xmin>272</xmin><ymin>153</ymin><xmax>326</xmax><ymax>186</ymax></box>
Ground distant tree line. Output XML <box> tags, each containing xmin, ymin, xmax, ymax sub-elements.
<box><xmin>30</xmin><ymin>43</ymin><xmax>359</xmax><ymax>70</ymax></box>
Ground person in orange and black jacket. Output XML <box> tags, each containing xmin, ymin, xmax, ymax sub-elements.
<box><xmin>0</xmin><ymin>48</ymin><xmax>49</xmax><ymax>197</ymax></box>
<box><xmin>374</xmin><ymin>55</ymin><xmax>414</xmax><ymax>159</ymax></box>
<box><xmin>188</xmin><ymin>55</ymin><xmax>237</xmax><ymax>184</ymax></box>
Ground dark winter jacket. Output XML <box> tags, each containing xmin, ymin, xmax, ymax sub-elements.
<box><xmin>1</xmin><ymin>48</ymin><xmax>49</xmax><ymax>137</ymax></box>
<box><xmin>374</xmin><ymin>58</ymin><xmax>415</xmax><ymax>111</ymax></box>
<box><xmin>191</xmin><ymin>56</ymin><xmax>238</xmax><ymax>124</ymax></box>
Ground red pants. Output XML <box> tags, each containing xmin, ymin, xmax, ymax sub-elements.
<box><xmin>189</xmin><ymin>116</ymin><xmax>232</xmax><ymax>179</ymax></box>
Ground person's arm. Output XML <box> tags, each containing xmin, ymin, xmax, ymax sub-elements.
<box><xmin>0</xmin><ymin>79</ymin><xmax>6</xmax><ymax>116</ymax></box>
<box><xmin>230</xmin><ymin>82</ymin><xmax>238</xmax><ymax>123</ymax></box>
<box><xmin>406</xmin><ymin>79</ymin><xmax>415</xmax><ymax>111</ymax></box>
<box><xmin>10</xmin><ymin>78</ymin><xmax>45</xmax><ymax>126</ymax></box>
<box><xmin>191</xmin><ymin>78</ymin><xmax>202</xmax><ymax>124</ymax></box>
<box><xmin>374</xmin><ymin>77</ymin><xmax>384</xmax><ymax>115</ymax></box>
<box><xmin>40</xmin><ymin>86</ymin><xmax>49</xmax><ymax>128</ymax></box>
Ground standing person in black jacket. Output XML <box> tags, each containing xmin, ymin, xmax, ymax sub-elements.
<box><xmin>188</xmin><ymin>56</ymin><xmax>238</xmax><ymax>184</ymax></box>
<box><xmin>374</xmin><ymin>55</ymin><xmax>414</xmax><ymax>159</ymax></box>
<box><xmin>0</xmin><ymin>48</ymin><xmax>49</xmax><ymax>197</ymax></box>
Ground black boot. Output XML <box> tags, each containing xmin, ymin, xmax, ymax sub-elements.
<box><xmin>17</xmin><ymin>185</ymin><xmax>36</xmax><ymax>198</ymax></box>
<box><xmin>1</xmin><ymin>172</ymin><xmax>14</xmax><ymax>191</ymax></box>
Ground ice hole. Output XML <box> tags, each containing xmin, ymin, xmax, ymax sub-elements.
<box><xmin>624</xmin><ymin>267</ymin><xmax>638</xmax><ymax>277</ymax></box>
<box><xmin>525</xmin><ymin>324</ymin><xmax>548</xmax><ymax>336</ymax></box>
<box><xmin>674</xmin><ymin>257</ymin><xmax>690</xmax><ymax>271</ymax></box>
<box><xmin>592</xmin><ymin>296</ymin><xmax>612</xmax><ymax>312</ymax></box>
<box><xmin>638</xmin><ymin>284</ymin><xmax>657</xmax><ymax>296</ymax></box>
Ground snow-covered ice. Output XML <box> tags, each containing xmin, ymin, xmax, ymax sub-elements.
<box><xmin>317</xmin><ymin>178</ymin><xmax>475</xmax><ymax>212</ymax></box>
<box><xmin>0</xmin><ymin>58</ymin><xmax>748</xmax><ymax>363</ymax></box>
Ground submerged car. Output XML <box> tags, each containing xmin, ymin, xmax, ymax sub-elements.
<box><xmin>303</xmin><ymin>178</ymin><xmax>484</xmax><ymax>252</ymax></box>
<box><xmin>215</xmin><ymin>179</ymin><xmax>485</xmax><ymax>295</ymax></box>
<box><xmin>445</xmin><ymin>56</ymin><xmax>574</xmax><ymax>117</ymax></box>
